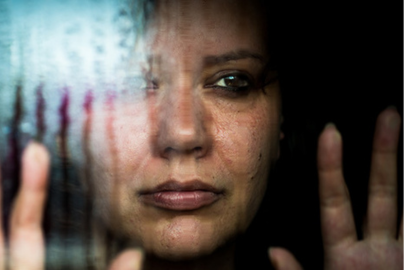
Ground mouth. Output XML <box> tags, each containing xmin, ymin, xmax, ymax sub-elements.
<box><xmin>138</xmin><ymin>180</ymin><xmax>223</xmax><ymax>211</ymax></box>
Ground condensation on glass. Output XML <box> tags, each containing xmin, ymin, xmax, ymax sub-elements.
<box><xmin>0</xmin><ymin>0</ymin><xmax>148</xmax><ymax>268</ymax></box>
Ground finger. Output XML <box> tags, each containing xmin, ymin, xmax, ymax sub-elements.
<box><xmin>9</xmin><ymin>142</ymin><xmax>49</xmax><ymax>270</ymax></box>
<box><xmin>318</xmin><ymin>124</ymin><xmax>356</xmax><ymax>248</ymax></box>
<box><xmin>268</xmin><ymin>247</ymin><xmax>303</xmax><ymax>270</ymax></box>
<box><xmin>365</xmin><ymin>108</ymin><xmax>401</xmax><ymax>239</ymax></box>
<box><xmin>0</xmin><ymin>162</ymin><xmax>4</xmax><ymax>270</ymax></box>
<box><xmin>109</xmin><ymin>249</ymin><xmax>143</xmax><ymax>270</ymax></box>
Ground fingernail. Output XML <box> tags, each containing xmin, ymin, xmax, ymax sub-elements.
<box><xmin>387</xmin><ymin>112</ymin><xmax>400</xmax><ymax>130</ymax></box>
<box><xmin>26</xmin><ymin>141</ymin><xmax>40</xmax><ymax>161</ymax></box>
<box><xmin>324</xmin><ymin>122</ymin><xmax>341</xmax><ymax>143</ymax></box>
<box><xmin>325</xmin><ymin>122</ymin><xmax>336</xmax><ymax>129</ymax></box>
<box><xmin>25</xmin><ymin>141</ymin><xmax>48</xmax><ymax>164</ymax></box>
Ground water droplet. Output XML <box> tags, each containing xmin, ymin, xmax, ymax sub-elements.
<box><xmin>2</xmin><ymin>126</ymin><xmax>10</xmax><ymax>134</ymax></box>
<box><xmin>20</xmin><ymin>122</ymin><xmax>32</xmax><ymax>133</ymax></box>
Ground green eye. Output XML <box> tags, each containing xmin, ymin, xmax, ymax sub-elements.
<box><xmin>213</xmin><ymin>74</ymin><xmax>250</xmax><ymax>92</ymax></box>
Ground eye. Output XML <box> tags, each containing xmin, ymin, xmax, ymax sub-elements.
<box><xmin>141</xmin><ymin>78</ymin><xmax>158</xmax><ymax>90</ymax></box>
<box><xmin>210</xmin><ymin>74</ymin><xmax>251</xmax><ymax>92</ymax></box>
<box><xmin>130</xmin><ymin>76</ymin><xmax>158</xmax><ymax>91</ymax></box>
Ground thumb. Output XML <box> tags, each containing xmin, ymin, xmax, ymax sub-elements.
<box><xmin>269</xmin><ymin>247</ymin><xmax>303</xmax><ymax>270</ymax></box>
<box><xmin>109</xmin><ymin>249</ymin><xmax>143</xmax><ymax>270</ymax></box>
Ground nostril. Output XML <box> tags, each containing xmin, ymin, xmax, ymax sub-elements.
<box><xmin>161</xmin><ymin>146</ymin><xmax>205</xmax><ymax>158</ymax></box>
<box><xmin>194</xmin><ymin>147</ymin><xmax>205</xmax><ymax>158</ymax></box>
<box><xmin>163</xmin><ymin>147</ymin><xmax>174</xmax><ymax>155</ymax></box>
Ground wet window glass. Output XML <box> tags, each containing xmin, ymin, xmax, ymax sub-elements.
<box><xmin>0</xmin><ymin>1</ymin><xmax>402</xmax><ymax>269</ymax></box>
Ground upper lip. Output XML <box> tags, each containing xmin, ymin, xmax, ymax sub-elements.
<box><xmin>139</xmin><ymin>180</ymin><xmax>222</xmax><ymax>195</ymax></box>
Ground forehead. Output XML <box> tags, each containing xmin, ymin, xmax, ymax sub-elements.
<box><xmin>143</xmin><ymin>0</ymin><xmax>269</xmax><ymax>60</ymax></box>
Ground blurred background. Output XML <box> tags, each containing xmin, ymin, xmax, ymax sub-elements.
<box><xmin>0</xmin><ymin>0</ymin><xmax>147</xmax><ymax>267</ymax></box>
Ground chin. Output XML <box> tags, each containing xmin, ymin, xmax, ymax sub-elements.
<box><xmin>142</xmin><ymin>215</ymin><xmax>234</xmax><ymax>261</ymax></box>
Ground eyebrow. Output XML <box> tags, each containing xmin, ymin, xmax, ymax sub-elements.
<box><xmin>203</xmin><ymin>50</ymin><xmax>266</xmax><ymax>66</ymax></box>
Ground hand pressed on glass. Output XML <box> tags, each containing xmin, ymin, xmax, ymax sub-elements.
<box><xmin>0</xmin><ymin>143</ymin><xmax>144</xmax><ymax>270</ymax></box>
<box><xmin>3</xmin><ymin>109</ymin><xmax>401</xmax><ymax>270</ymax></box>
<box><xmin>269</xmin><ymin>107</ymin><xmax>403</xmax><ymax>270</ymax></box>
<box><xmin>0</xmin><ymin>0</ymin><xmax>401</xmax><ymax>269</ymax></box>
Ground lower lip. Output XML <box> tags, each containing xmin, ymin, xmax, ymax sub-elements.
<box><xmin>140</xmin><ymin>191</ymin><xmax>220</xmax><ymax>211</ymax></box>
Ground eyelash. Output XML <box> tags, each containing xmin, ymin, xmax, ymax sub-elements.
<box><xmin>131</xmin><ymin>75</ymin><xmax>158</xmax><ymax>91</ymax></box>
<box><xmin>206</xmin><ymin>73</ymin><xmax>254</xmax><ymax>95</ymax></box>
<box><xmin>134</xmin><ymin>72</ymin><xmax>256</xmax><ymax>94</ymax></box>
<box><xmin>142</xmin><ymin>80</ymin><xmax>158</xmax><ymax>90</ymax></box>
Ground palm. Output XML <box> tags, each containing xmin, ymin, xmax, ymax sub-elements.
<box><xmin>325</xmin><ymin>240</ymin><xmax>402</xmax><ymax>270</ymax></box>
<box><xmin>269</xmin><ymin>108</ymin><xmax>403</xmax><ymax>270</ymax></box>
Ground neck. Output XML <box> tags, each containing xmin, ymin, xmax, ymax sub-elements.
<box><xmin>142</xmin><ymin>243</ymin><xmax>236</xmax><ymax>270</ymax></box>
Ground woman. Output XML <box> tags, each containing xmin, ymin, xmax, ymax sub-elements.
<box><xmin>0</xmin><ymin>0</ymin><xmax>402</xmax><ymax>269</ymax></box>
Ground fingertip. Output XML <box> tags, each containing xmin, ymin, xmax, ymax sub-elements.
<box><xmin>23</xmin><ymin>141</ymin><xmax>50</xmax><ymax>166</ymax></box>
<box><xmin>324</xmin><ymin>122</ymin><xmax>336</xmax><ymax>129</ymax></box>
<box><xmin>109</xmin><ymin>249</ymin><xmax>143</xmax><ymax>270</ymax></box>
<box><xmin>131</xmin><ymin>249</ymin><xmax>143</xmax><ymax>264</ymax></box>
<box><xmin>320</xmin><ymin>122</ymin><xmax>342</xmax><ymax>145</ymax></box>
<box><xmin>21</xmin><ymin>141</ymin><xmax>50</xmax><ymax>190</ymax></box>
<box><xmin>381</xmin><ymin>104</ymin><xmax>401</xmax><ymax>120</ymax></box>
<box><xmin>323</xmin><ymin>122</ymin><xmax>341</xmax><ymax>138</ymax></box>
<box><xmin>381</xmin><ymin>107</ymin><xmax>401</xmax><ymax>130</ymax></box>
<box><xmin>268</xmin><ymin>247</ymin><xmax>279</xmax><ymax>269</ymax></box>
<box><xmin>268</xmin><ymin>247</ymin><xmax>303</xmax><ymax>270</ymax></box>
<box><xmin>318</xmin><ymin>123</ymin><xmax>342</xmax><ymax>170</ymax></box>
<box><xmin>373</xmin><ymin>107</ymin><xmax>401</xmax><ymax>151</ymax></box>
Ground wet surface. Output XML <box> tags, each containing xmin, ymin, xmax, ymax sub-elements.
<box><xmin>0</xmin><ymin>0</ymin><xmax>146</xmax><ymax>267</ymax></box>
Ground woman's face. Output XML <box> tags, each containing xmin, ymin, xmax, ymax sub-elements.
<box><xmin>86</xmin><ymin>0</ymin><xmax>281</xmax><ymax>260</ymax></box>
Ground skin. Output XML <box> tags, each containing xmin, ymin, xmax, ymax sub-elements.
<box><xmin>87</xmin><ymin>1</ymin><xmax>280</xmax><ymax>268</ymax></box>
<box><xmin>269</xmin><ymin>110</ymin><xmax>403</xmax><ymax>270</ymax></box>
<box><xmin>0</xmin><ymin>1</ymin><xmax>402</xmax><ymax>270</ymax></box>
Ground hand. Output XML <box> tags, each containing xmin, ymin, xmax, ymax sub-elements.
<box><xmin>269</xmin><ymin>107</ymin><xmax>403</xmax><ymax>270</ymax></box>
<box><xmin>0</xmin><ymin>142</ymin><xmax>143</xmax><ymax>270</ymax></box>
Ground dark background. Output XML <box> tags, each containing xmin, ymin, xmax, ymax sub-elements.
<box><xmin>237</xmin><ymin>2</ymin><xmax>403</xmax><ymax>269</ymax></box>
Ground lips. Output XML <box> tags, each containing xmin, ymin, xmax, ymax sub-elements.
<box><xmin>138</xmin><ymin>180</ymin><xmax>223</xmax><ymax>211</ymax></box>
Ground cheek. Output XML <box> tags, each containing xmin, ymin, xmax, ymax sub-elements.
<box><xmin>92</xmin><ymin>102</ymin><xmax>149</xmax><ymax>163</ymax></box>
<box><xmin>84</xmin><ymin>102</ymin><xmax>150</xmax><ymax>208</ymax></box>
<box><xmin>212</xmin><ymin>97</ymin><xmax>280</xmax><ymax>226</ymax></box>
<box><xmin>213</xmin><ymin>103</ymin><xmax>279</xmax><ymax>179</ymax></box>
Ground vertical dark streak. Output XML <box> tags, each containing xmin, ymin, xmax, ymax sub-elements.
<box><xmin>35</xmin><ymin>83</ymin><xmax>52</xmax><ymax>249</ymax></box>
<box><xmin>58</xmin><ymin>88</ymin><xmax>70</xmax><ymax>265</ymax></box>
<box><xmin>82</xmin><ymin>90</ymin><xmax>95</xmax><ymax>269</ymax></box>
<box><xmin>35</xmin><ymin>84</ymin><xmax>46</xmax><ymax>142</ymax></box>
<box><xmin>2</xmin><ymin>83</ymin><xmax>23</xmax><ymax>238</ymax></box>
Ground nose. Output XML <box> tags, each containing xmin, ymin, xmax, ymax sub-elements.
<box><xmin>151</xmin><ymin>83</ymin><xmax>211</xmax><ymax>159</ymax></box>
